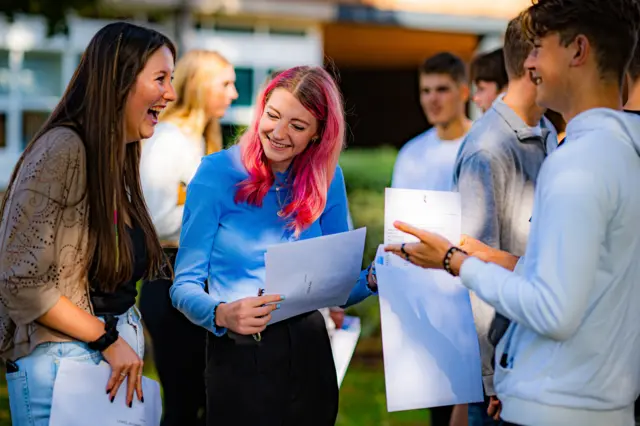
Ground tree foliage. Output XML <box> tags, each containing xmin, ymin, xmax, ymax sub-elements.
<box><xmin>0</xmin><ymin>0</ymin><xmax>101</xmax><ymax>36</ymax></box>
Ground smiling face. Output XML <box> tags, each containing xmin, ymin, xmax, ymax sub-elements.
<box><xmin>259</xmin><ymin>88</ymin><xmax>319</xmax><ymax>173</ymax></box>
<box><xmin>123</xmin><ymin>45</ymin><xmax>176</xmax><ymax>143</ymax></box>
<box><xmin>524</xmin><ymin>33</ymin><xmax>573</xmax><ymax>114</ymax></box>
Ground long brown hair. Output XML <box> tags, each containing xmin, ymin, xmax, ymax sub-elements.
<box><xmin>0</xmin><ymin>22</ymin><xmax>176</xmax><ymax>291</ymax></box>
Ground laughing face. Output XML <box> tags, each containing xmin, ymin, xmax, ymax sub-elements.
<box><xmin>259</xmin><ymin>88</ymin><xmax>319</xmax><ymax>173</ymax></box>
<box><xmin>123</xmin><ymin>45</ymin><xmax>176</xmax><ymax>143</ymax></box>
<box><xmin>524</xmin><ymin>33</ymin><xmax>573</xmax><ymax>114</ymax></box>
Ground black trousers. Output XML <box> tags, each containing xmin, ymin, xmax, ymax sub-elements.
<box><xmin>430</xmin><ymin>405</ymin><xmax>453</xmax><ymax>425</ymax></box>
<box><xmin>139</xmin><ymin>249</ymin><xmax>207</xmax><ymax>426</ymax></box>
<box><xmin>205</xmin><ymin>310</ymin><xmax>339</xmax><ymax>426</ymax></box>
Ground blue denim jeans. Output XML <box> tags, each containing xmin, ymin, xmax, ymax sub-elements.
<box><xmin>6</xmin><ymin>306</ymin><xmax>144</xmax><ymax>426</ymax></box>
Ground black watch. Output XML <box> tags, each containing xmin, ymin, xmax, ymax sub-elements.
<box><xmin>88</xmin><ymin>315</ymin><xmax>119</xmax><ymax>351</ymax></box>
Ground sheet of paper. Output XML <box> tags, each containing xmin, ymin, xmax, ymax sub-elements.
<box><xmin>384</xmin><ymin>188</ymin><xmax>461</xmax><ymax>265</ymax></box>
<box><xmin>330</xmin><ymin>315</ymin><xmax>361</xmax><ymax>388</ymax></box>
<box><xmin>49</xmin><ymin>360</ymin><xmax>162</xmax><ymax>426</ymax></box>
<box><xmin>264</xmin><ymin>227</ymin><xmax>367</xmax><ymax>324</ymax></box>
<box><xmin>379</xmin><ymin>188</ymin><xmax>483</xmax><ymax>412</ymax></box>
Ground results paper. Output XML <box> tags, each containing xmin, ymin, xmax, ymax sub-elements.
<box><xmin>378</xmin><ymin>188</ymin><xmax>483</xmax><ymax>412</ymax></box>
<box><xmin>49</xmin><ymin>360</ymin><xmax>162</xmax><ymax>426</ymax></box>
<box><xmin>264</xmin><ymin>228</ymin><xmax>367</xmax><ymax>324</ymax></box>
<box><xmin>330</xmin><ymin>315</ymin><xmax>361</xmax><ymax>388</ymax></box>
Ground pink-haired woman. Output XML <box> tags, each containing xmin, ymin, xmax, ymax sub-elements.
<box><xmin>170</xmin><ymin>66</ymin><xmax>377</xmax><ymax>425</ymax></box>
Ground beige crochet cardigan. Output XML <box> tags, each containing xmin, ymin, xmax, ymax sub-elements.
<box><xmin>0</xmin><ymin>127</ymin><xmax>93</xmax><ymax>361</ymax></box>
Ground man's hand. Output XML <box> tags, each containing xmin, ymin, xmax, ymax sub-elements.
<box><xmin>459</xmin><ymin>235</ymin><xmax>495</xmax><ymax>262</ymax></box>
<box><xmin>487</xmin><ymin>396</ymin><xmax>502</xmax><ymax>421</ymax></box>
<box><xmin>459</xmin><ymin>235</ymin><xmax>519</xmax><ymax>272</ymax></box>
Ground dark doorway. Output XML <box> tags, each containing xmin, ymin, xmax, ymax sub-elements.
<box><xmin>333</xmin><ymin>67</ymin><xmax>429</xmax><ymax>150</ymax></box>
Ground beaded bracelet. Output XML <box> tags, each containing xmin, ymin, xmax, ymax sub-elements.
<box><xmin>443</xmin><ymin>246</ymin><xmax>468</xmax><ymax>276</ymax></box>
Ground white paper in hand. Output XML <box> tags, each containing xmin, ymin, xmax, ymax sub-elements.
<box><xmin>330</xmin><ymin>315</ymin><xmax>361</xmax><ymax>387</ymax></box>
<box><xmin>49</xmin><ymin>360</ymin><xmax>162</xmax><ymax>426</ymax></box>
<box><xmin>379</xmin><ymin>188</ymin><xmax>483</xmax><ymax>412</ymax></box>
<box><xmin>377</xmin><ymin>247</ymin><xmax>483</xmax><ymax>412</ymax></box>
<box><xmin>265</xmin><ymin>227</ymin><xmax>367</xmax><ymax>324</ymax></box>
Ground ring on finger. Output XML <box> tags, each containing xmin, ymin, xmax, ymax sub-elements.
<box><xmin>400</xmin><ymin>243</ymin><xmax>410</xmax><ymax>261</ymax></box>
<box><xmin>119</xmin><ymin>372</ymin><xmax>127</xmax><ymax>378</ymax></box>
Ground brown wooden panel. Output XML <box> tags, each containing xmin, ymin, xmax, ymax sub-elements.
<box><xmin>271</xmin><ymin>0</ymin><xmax>529</xmax><ymax>19</ymax></box>
<box><xmin>323</xmin><ymin>22</ymin><xmax>479</xmax><ymax>68</ymax></box>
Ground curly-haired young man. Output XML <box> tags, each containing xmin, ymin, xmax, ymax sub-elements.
<box><xmin>432</xmin><ymin>0</ymin><xmax>640</xmax><ymax>424</ymax></box>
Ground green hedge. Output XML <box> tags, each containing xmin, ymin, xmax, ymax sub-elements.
<box><xmin>340</xmin><ymin>146</ymin><xmax>398</xmax><ymax>339</ymax></box>
<box><xmin>340</xmin><ymin>145</ymin><xmax>397</xmax><ymax>266</ymax></box>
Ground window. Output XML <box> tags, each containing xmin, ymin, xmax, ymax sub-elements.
<box><xmin>21</xmin><ymin>51</ymin><xmax>63</xmax><ymax>97</ymax></box>
<box><xmin>22</xmin><ymin>111</ymin><xmax>50</xmax><ymax>149</ymax></box>
<box><xmin>268</xmin><ymin>28</ymin><xmax>307</xmax><ymax>37</ymax></box>
<box><xmin>213</xmin><ymin>23</ymin><xmax>255</xmax><ymax>34</ymax></box>
<box><xmin>0</xmin><ymin>50</ymin><xmax>9</xmax><ymax>95</ymax></box>
<box><xmin>0</xmin><ymin>113</ymin><xmax>6</xmax><ymax>148</ymax></box>
<box><xmin>233</xmin><ymin>68</ymin><xmax>254</xmax><ymax>107</ymax></box>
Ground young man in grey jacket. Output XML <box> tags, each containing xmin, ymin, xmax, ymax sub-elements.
<box><xmin>452</xmin><ymin>15</ymin><xmax>558</xmax><ymax>425</ymax></box>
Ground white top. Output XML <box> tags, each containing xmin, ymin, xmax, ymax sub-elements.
<box><xmin>140</xmin><ymin>122</ymin><xmax>204</xmax><ymax>242</ymax></box>
<box><xmin>392</xmin><ymin>128</ymin><xmax>465</xmax><ymax>191</ymax></box>
<box><xmin>459</xmin><ymin>108</ymin><xmax>640</xmax><ymax>426</ymax></box>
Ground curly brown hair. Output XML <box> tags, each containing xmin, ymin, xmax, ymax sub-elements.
<box><xmin>521</xmin><ymin>0</ymin><xmax>640</xmax><ymax>83</ymax></box>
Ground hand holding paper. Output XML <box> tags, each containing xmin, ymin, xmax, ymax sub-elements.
<box><xmin>215</xmin><ymin>293</ymin><xmax>283</xmax><ymax>335</ymax></box>
<box><xmin>378</xmin><ymin>189</ymin><xmax>483</xmax><ymax>412</ymax></box>
<box><xmin>49</xmin><ymin>360</ymin><xmax>162</xmax><ymax>426</ymax></box>
<box><xmin>264</xmin><ymin>228</ymin><xmax>367</xmax><ymax>324</ymax></box>
<box><xmin>385</xmin><ymin>221</ymin><xmax>454</xmax><ymax>270</ymax></box>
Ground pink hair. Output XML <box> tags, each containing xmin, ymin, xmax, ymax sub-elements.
<box><xmin>234</xmin><ymin>66</ymin><xmax>345</xmax><ymax>237</ymax></box>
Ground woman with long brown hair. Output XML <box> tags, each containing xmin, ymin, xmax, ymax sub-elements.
<box><xmin>139</xmin><ymin>49</ymin><xmax>238</xmax><ymax>426</ymax></box>
<box><xmin>0</xmin><ymin>22</ymin><xmax>176</xmax><ymax>424</ymax></box>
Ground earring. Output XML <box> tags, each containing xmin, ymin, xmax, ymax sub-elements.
<box><xmin>311</xmin><ymin>137</ymin><xmax>319</xmax><ymax>144</ymax></box>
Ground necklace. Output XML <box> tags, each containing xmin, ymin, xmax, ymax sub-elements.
<box><xmin>275</xmin><ymin>174</ymin><xmax>291</xmax><ymax>217</ymax></box>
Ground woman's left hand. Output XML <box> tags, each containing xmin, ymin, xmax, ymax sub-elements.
<box><xmin>366</xmin><ymin>261</ymin><xmax>378</xmax><ymax>292</ymax></box>
<box><xmin>384</xmin><ymin>221</ymin><xmax>452</xmax><ymax>270</ymax></box>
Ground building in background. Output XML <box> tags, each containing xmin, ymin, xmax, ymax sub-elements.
<box><xmin>0</xmin><ymin>0</ymin><xmax>528</xmax><ymax>187</ymax></box>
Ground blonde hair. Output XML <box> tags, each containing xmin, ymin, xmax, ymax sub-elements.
<box><xmin>159</xmin><ymin>50</ymin><xmax>231</xmax><ymax>154</ymax></box>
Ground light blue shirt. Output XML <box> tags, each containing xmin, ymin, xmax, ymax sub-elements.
<box><xmin>392</xmin><ymin>127</ymin><xmax>465</xmax><ymax>191</ymax></box>
<box><xmin>459</xmin><ymin>109</ymin><xmax>640</xmax><ymax>425</ymax></box>
<box><xmin>451</xmin><ymin>95</ymin><xmax>557</xmax><ymax>395</ymax></box>
<box><xmin>170</xmin><ymin>144</ymin><xmax>374</xmax><ymax>336</ymax></box>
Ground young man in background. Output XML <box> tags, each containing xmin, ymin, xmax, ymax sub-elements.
<box><xmin>470</xmin><ymin>48</ymin><xmax>509</xmax><ymax>113</ymax></box>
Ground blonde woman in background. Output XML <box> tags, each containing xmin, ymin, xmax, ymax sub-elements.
<box><xmin>139</xmin><ymin>50</ymin><xmax>238</xmax><ymax>426</ymax></box>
